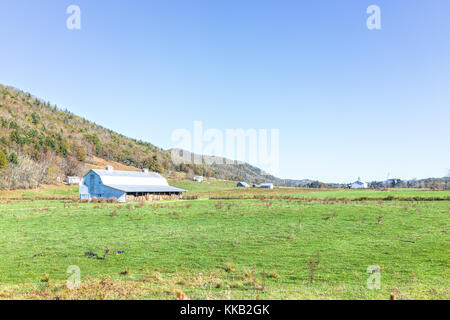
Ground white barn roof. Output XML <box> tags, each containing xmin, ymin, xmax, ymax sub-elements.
<box><xmin>89</xmin><ymin>168</ymin><xmax>186</xmax><ymax>193</ymax></box>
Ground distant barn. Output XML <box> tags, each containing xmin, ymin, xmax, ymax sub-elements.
<box><xmin>79</xmin><ymin>166</ymin><xmax>185</xmax><ymax>202</ymax></box>
<box><xmin>237</xmin><ymin>181</ymin><xmax>250</xmax><ymax>188</ymax></box>
<box><xmin>350</xmin><ymin>178</ymin><xmax>368</xmax><ymax>189</ymax></box>
<box><xmin>260</xmin><ymin>183</ymin><xmax>274</xmax><ymax>189</ymax></box>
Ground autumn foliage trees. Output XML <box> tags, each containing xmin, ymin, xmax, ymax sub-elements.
<box><xmin>0</xmin><ymin>84</ymin><xmax>224</xmax><ymax>189</ymax></box>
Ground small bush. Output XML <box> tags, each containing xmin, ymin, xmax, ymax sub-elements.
<box><xmin>107</xmin><ymin>198</ymin><xmax>118</xmax><ymax>203</ymax></box>
<box><xmin>268</xmin><ymin>271</ymin><xmax>280</xmax><ymax>279</ymax></box>
<box><xmin>224</xmin><ymin>262</ymin><xmax>234</xmax><ymax>273</ymax></box>
<box><xmin>119</xmin><ymin>268</ymin><xmax>130</xmax><ymax>276</ymax></box>
<box><xmin>41</xmin><ymin>273</ymin><xmax>50</xmax><ymax>283</ymax></box>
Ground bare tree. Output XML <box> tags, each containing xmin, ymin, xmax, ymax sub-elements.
<box><xmin>0</xmin><ymin>155</ymin><xmax>47</xmax><ymax>189</ymax></box>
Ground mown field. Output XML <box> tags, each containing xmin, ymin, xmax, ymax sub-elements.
<box><xmin>0</xmin><ymin>183</ymin><xmax>448</xmax><ymax>300</ymax></box>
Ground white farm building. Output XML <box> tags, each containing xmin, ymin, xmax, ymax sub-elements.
<box><xmin>350</xmin><ymin>178</ymin><xmax>368</xmax><ymax>189</ymax></box>
<box><xmin>79</xmin><ymin>166</ymin><xmax>185</xmax><ymax>202</ymax></box>
<box><xmin>66</xmin><ymin>176</ymin><xmax>81</xmax><ymax>185</ymax></box>
<box><xmin>193</xmin><ymin>176</ymin><xmax>204</xmax><ymax>182</ymax></box>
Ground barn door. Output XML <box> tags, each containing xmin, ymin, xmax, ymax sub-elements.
<box><xmin>90</xmin><ymin>174</ymin><xmax>96</xmax><ymax>195</ymax></box>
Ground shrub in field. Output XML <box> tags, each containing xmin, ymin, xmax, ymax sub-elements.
<box><xmin>110</xmin><ymin>209</ymin><xmax>118</xmax><ymax>217</ymax></box>
<box><xmin>119</xmin><ymin>268</ymin><xmax>130</xmax><ymax>276</ymax></box>
<box><xmin>98</xmin><ymin>197</ymin><xmax>106</xmax><ymax>203</ymax></box>
<box><xmin>176</xmin><ymin>290</ymin><xmax>188</xmax><ymax>300</ymax></box>
<box><xmin>107</xmin><ymin>198</ymin><xmax>118</xmax><ymax>203</ymax></box>
<box><xmin>41</xmin><ymin>273</ymin><xmax>50</xmax><ymax>284</ymax></box>
<box><xmin>91</xmin><ymin>198</ymin><xmax>99</xmax><ymax>203</ymax></box>
<box><xmin>224</xmin><ymin>262</ymin><xmax>235</xmax><ymax>273</ymax></box>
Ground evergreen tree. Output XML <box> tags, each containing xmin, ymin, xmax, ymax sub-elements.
<box><xmin>8</xmin><ymin>152</ymin><xmax>18</xmax><ymax>165</ymax></box>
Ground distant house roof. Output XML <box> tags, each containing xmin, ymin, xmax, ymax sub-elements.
<box><xmin>237</xmin><ymin>181</ymin><xmax>250</xmax><ymax>187</ymax></box>
<box><xmin>87</xmin><ymin>168</ymin><xmax>186</xmax><ymax>193</ymax></box>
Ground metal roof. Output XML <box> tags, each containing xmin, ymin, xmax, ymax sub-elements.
<box><xmin>91</xmin><ymin>169</ymin><xmax>169</xmax><ymax>186</ymax></box>
<box><xmin>106</xmin><ymin>185</ymin><xmax>186</xmax><ymax>193</ymax></box>
<box><xmin>87</xmin><ymin>169</ymin><xmax>186</xmax><ymax>193</ymax></box>
<box><xmin>237</xmin><ymin>181</ymin><xmax>250</xmax><ymax>187</ymax></box>
<box><xmin>92</xmin><ymin>169</ymin><xmax>164</xmax><ymax>179</ymax></box>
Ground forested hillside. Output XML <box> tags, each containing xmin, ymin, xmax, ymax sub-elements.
<box><xmin>0</xmin><ymin>85</ymin><xmax>279</xmax><ymax>189</ymax></box>
<box><xmin>1</xmin><ymin>84</ymin><xmax>447</xmax><ymax>190</ymax></box>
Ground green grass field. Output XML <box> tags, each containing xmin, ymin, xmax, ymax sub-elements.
<box><xmin>0</xmin><ymin>183</ymin><xmax>448</xmax><ymax>300</ymax></box>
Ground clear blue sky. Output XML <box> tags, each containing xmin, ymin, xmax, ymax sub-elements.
<box><xmin>1</xmin><ymin>0</ymin><xmax>449</xmax><ymax>182</ymax></box>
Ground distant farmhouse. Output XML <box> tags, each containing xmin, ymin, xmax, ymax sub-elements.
<box><xmin>66</xmin><ymin>176</ymin><xmax>81</xmax><ymax>185</ymax></box>
<box><xmin>350</xmin><ymin>178</ymin><xmax>368</xmax><ymax>189</ymax></box>
<box><xmin>79</xmin><ymin>166</ymin><xmax>185</xmax><ymax>202</ymax></box>
<box><xmin>193</xmin><ymin>176</ymin><xmax>203</xmax><ymax>183</ymax></box>
<box><xmin>237</xmin><ymin>181</ymin><xmax>250</xmax><ymax>188</ymax></box>
<box><xmin>260</xmin><ymin>183</ymin><xmax>274</xmax><ymax>189</ymax></box>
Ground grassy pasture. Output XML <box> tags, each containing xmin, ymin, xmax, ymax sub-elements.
<box><xmin>169</xmin><ymin>179</ymin><xmax>237</xmax><ymax>193</ymax></box>
<box><xmin>193</xmin><ymin>187</ymin><xmax>450</xmax><ymax>200</ymax></box>
<box><xmin>0</xmin><ymin>185</ymin><xmax>78</xmax><ymax>200</ymax></box>
<box><xmin>0</xmin><ymin>184</ymin><xmax>448</xmax><ymax>300</ymax></box>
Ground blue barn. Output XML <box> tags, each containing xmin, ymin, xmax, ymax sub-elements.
<box><xmin>79</xmin><ymin>166</ymin><xmax>185</xmax><ymax>202</ymax></box>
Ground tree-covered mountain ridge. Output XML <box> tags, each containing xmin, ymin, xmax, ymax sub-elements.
<box><xmin>0</xmin><ymin>84</ymin><xmax>287</xmax><ymax>189</ymax></box>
